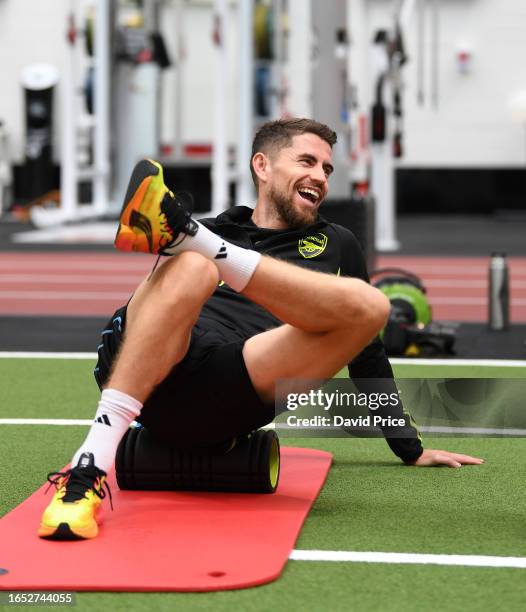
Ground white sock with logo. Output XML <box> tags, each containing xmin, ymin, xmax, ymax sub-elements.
<box><xmin>71</xmin><ymin>389</ymin><xmax>142</xmax><ymax>473</ymax></box>
<box><xmin>164</xmin><ymin>220</ymin><xmax>261</xmax><ymax>292</ymax></box>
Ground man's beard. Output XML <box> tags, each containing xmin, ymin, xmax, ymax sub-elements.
<box><xmin>269</xmin><ymin>185</ymin><xmax>319</xmax><ymax>229</ymax></box>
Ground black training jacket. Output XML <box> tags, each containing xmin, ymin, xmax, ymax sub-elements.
<box><xmin>196</xmin><ymin>205</ymin><xmax>423</xmax><ymax>464</ymax></box>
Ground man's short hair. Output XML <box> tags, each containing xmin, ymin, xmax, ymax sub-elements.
<box><xmin>250</xmin><ymin>118</ymin><xmax>337</xmax><ymax>190</ymax></box>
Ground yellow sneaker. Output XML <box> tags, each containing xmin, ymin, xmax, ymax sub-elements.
<box><xmin>114</xmin><ymin>158</ymin><xmax>197</xmax><ymax>254</ymax></box>
<box><xmin>38</xmin><ymin>453</ymin><xmax>111</xmax><ymax>540</ymax></box>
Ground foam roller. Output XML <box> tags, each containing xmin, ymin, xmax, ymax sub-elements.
<box><xmin>115</xmin><ymin>426</ymin><xmax>280</xmax><ymax>494</ymax></box>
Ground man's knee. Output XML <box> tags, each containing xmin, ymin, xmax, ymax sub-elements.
<box><xmin>367</xmin><ymin>287</ymin><xmax>391</xmax><ymax>330</ymax></box>
<box><xmin>159</xmin><ymin>252</ymin><xmax>219</xmax><ymax>303</ymax></box>
<box><xmin>343</xmin><ymin>280</ymin><xmax>390</xmax><ymax>332</ymax></box>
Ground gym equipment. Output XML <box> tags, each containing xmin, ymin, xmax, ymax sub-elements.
<box><xmin>0</xmin><ymin>447</ymin><xmax>332</xmax><ymax>591</ymax></box>
<box><xmin>31</xmin><ymin>1</ymin><xmax>111</xmax><ymax>229</ymax></box>
<box><xmin>0</xmin><ymin>120</ymin><xmax>12</xmax><ymax>215</ymax></box>
<box><xmin>371</xmin><ymin>268</ymin><xmax>456</xmax><ymax>356</ymax></box>
<box><xmin>254</xmin><ymin>2</ymin><xmax>274</xmax><ymax>60</ymax></box>
<box><xmin>488</xmin><ymin>253</ymin><xmax>509</xmax><ymax>331</ymax></box>
<box><xmin>116</xmin><ymin>427</ymin><xmax>281</xmax><ymax>494</ymax></box>
<box><xmin>321</xmin><ymin>195</ymin><xmax>376</xmax><ymax>274</ymax></box>
<box><xmin>255</xmin><ymin>65</ymin><xmax>272</xmax><ymax>117</ymax></box>
<box><xmin>20</xmin><ymin>64</ymin><xmax>59</xmax><ymax>202</ymax></box>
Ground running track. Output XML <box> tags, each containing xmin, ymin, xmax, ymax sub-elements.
<box><xmin>0</xmin><ymin>252</ymin><xmax>525</xmax><ymax>322</ymax></box>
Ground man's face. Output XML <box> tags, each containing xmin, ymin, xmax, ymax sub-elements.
<box><xmin>264</xmin><ymin>133</ymin><xmax>334</xmax><ymax>229</ymax></box>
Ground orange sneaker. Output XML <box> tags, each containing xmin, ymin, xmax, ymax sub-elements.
<box><xmin>114</xmin><ymin>158</ymin><xmax>197</xmax><ymax>254</ymax></box>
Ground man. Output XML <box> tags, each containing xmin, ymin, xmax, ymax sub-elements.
<box><xmin>39</xmin><ymin>118</ymin><xmax>483</xmax><ymax>540</ymax></box>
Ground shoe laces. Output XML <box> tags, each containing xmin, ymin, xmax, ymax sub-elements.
<box><xmin>46</xmin><ymin>466</ymin><xmax>113</xmax><ymax>510</ymax></box>
<box><xmin>159</xmin><ymin>191</ymin><xmax>196</xmax><ymax>245</ymax></box>
<box><xmin>149</xmin><ymin>192</ymin><xmax>197</xmax><ymax>278</ymax></box>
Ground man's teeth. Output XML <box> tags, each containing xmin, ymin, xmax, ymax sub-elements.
<box><xmin>298</xmin><ymin>187</ymin><xmax>319</xmax><ymax>201</ymax></box>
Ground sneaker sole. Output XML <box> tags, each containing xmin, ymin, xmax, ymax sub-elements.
<box><xmin>38</xmin><ymin>506</ymin><xmax>102</xmax><ymax>540</ymax></box>
<box><xmin>38</xmin><ymin>520</ymin><xmax>98</xmax><ymax>540</ymax></box>
<box><xmin>114</xmin><ymin>159</ymin><xmax>170</xmax><ymax>254</ymax></box>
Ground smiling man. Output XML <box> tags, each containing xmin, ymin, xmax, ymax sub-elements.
<box><xmin>249</xmin><ymin>125</ymin><xmax>333</xmax><ymax>228</ymax></box>
<box><xmin>38</xmin><ymin>118</ymin><xmax>483</xmax><ymax>540</ymax></box>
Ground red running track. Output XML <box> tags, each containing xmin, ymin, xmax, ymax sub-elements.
<box><xmin>0</xmin><ymin>252</ymin><xmax>525</xmax><ymax>322</ymax></box>
<box><xmin>0</xmin><ymin>253</ymin><xmax>153</xmax><ymax>316</ymax></box>
<box><xmin>376</xmin><ymin>255</ymin><xmax>526</xmax><ymax>323</ymax></box>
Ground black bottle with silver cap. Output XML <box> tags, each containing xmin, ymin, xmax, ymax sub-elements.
<box><xmin>488</xmin><ymin>252</ymin><xmax>509</xmax><ymax>331</ymax></box>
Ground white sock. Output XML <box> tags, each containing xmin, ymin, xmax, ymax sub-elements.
<box><xmin>165</xmin><ymin>220</ymin><xmax>261</xmax><ymax>292</ymax></box>
<box><xmin>71</xmin><ymin>389</ymin><xmax>142</xmax><ymax>473</ymax></box>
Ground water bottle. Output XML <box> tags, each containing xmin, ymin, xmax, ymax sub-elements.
<box><xmin>488</xmin><ymin>253</ymin><xmax>509</xmax><ymax>331</ymax></box>
<box><xmin>0</xmin><ymin>120</ymin><xmax>12</xmax><ymax>215</ymax></box>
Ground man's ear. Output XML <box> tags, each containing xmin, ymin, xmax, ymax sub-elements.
<box><xmin>252</xmin><ymin>152</ymin><xmax>270</xmax><ymax>186</ymax></box>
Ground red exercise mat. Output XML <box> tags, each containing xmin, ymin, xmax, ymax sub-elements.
<box><xmin>0</xmin><ymin>447</ymin><xmax>332</xmax><ymax>592</ymax></box>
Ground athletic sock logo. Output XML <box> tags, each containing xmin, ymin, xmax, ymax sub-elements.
<box><xmin>95</xmin><ymin>414</ymin><xmax>112</xmax><ymax>426</ymax></box>
<box><xmin>215</xmin><ymin>243</ymin><xmax>228</xmax><ymax>260</ymax></box>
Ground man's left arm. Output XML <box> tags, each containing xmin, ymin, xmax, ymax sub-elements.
<box><xmin>332</xmin><ymin>223</ymin><xmax>483</xmax><ymax>468</ymax></box>
<box><xmin>349</xmin><ymin>343</ymin><xmax>483</xmax><ymax>467</ymax></box>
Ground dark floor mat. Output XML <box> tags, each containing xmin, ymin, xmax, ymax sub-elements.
<box><xmin>1</xmin><ymin>317</ymin><xmax>524</xmax><ymax>360</ymax></box>
<box><xmin>0</xmin><ymin>316</ymin><xmax>107</xmax><ymax>352</ymax></box>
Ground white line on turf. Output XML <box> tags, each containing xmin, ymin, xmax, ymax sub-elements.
<box><xmin>0</xmin><ymin>352</ymin><xmax>98</xmax><ymax>359</ymax></box>
<box><xmin>0</xmin><ymin>353</ymin><xmax>524</xmax><ymax>367</ymax></box>
<box><xmin>0</xmin><ymin>418</ymin><xmax>92</xmax><ymax>426</ymax></box>
<box><xmin>389</xmin><ymin>358</ymin><xmax>526</xmax><ymax>367</ymax></box>
<box><xmin>2</xmin><ymin>420</ymin><xmax>524</xmax><ymax>436</ymax></box>
<box><xmin>421</xmin><ymin>425</ymin><xmax>526</xmax><ymax>435</ymax></box>
<box><xmin>289</xmin><ymin>550</ymin><xmax>526</xmax><ymax>568</ymax></box>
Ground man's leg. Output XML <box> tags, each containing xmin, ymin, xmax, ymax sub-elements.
<box><xmin>38</xmin><ymin>252</ymin><xmax>218</xmax><ymax>540</ymax></box>
<box><xmin>108</xmin><ymin>251</ymin><xmax>219</xmax><ymax>401</ymax></box>
<box><xmin>74</xmin><ymin>250</ymin><xmax>385</xmax><ymax>469</ymax></box>
<box><xmin>240</xmin><ymin>256</ymin><xmax>390</xmax><ymax>402</ymax></box>
<box><xmin>111</xmin><ymin>253</ymin><xmax>387</xmax><ymax>409</ymax></box>
<box><xmin>72</xmin><ymin>251</ymin><xmax>219</xmax><ymax>471</ymax></box>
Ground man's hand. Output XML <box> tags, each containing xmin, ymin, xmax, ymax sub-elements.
<box><xmin>409</xmin><ymin>449</ymin><xmax>484</xmax><ymax>468</ymax></box>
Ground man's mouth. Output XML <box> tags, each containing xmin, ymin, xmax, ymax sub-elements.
<box><xmin>296</xmin><ymin>186</ymin><xmax>321</xmax><ymax>205</ymax></box>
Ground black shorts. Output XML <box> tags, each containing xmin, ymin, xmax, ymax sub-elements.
<box><xmin>94</xmin><ymin>306</ymin><xmax>274</xmax><ymax>448</ymax></box>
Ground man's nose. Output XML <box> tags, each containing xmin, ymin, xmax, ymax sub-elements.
<box><xmin>310</xmin><ymin>164</ymin><xmax>327</xmax><ymax>186</ymax></box>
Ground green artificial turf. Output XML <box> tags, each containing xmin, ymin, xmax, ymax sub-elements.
<box><xmin>1</xmin><ymin>430</ymin><xmax>524</xmax><ymax>611</ymax></box>
<box><xmin>72</xmin><ymin>562</ymin><xmax>526</xmax><ymax>612</ymax></box>
<box><xmin>1</xmin><ymin>358</ymin><xmax>525</xmax><ymax>611</ymax></box>
<box><xmin>391</xmin><ymin>364</ymin><xmax>526</xmax><ymax>379</ymax></box>
<box><xmin>0</xmin><ymin>359</ymin><xmax>99</xmax><ymax>418</ymax></box>
<box><xmin>0</xmin><ymin>426</ymin><xmax>86</xmax><ymax>513</ymax></box>
<box><xmin>0</xmin><ymin>358</ymin><xmax>523</xmax><ymax>420</ymax></box>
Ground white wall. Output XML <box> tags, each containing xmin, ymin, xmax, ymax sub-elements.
<box><xmin>286</xmin><ymin>0</ymin><xmax>312</xmax><ymax>118</ymax></box>
<box><xmin>2</xmin><ymin>0</ymin><xmax>526</xmax><ymax>168</ymax></box>
<box><xmin>361</xmin><ymin>0</ymin><xmax>526</xmax><ymax>167</ymax></box>
<box><xmin>159</xmin><ymin>0</ymin><xmax>240</xmax><ymax>146</ymax></box>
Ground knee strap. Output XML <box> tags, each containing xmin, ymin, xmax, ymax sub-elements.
<box><xmin>115</xmin><ymin>426</ymin><xmax>280</xmax><ymax>494</ymax></box>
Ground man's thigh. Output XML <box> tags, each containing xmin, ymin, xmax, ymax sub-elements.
<box><xmin>136</xmin><ymin>328</ymin><xmax>275</xmax><ymax>447</ymax></box>
<box><xmin>95</xmin><ymin>311</ymin><xmax>273</xmax><ymax>446</ymax></box>
<box><xmin>243</xmin><ymin>324</ymin><xmax>365</xmax><ymax>403</ymax></box>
